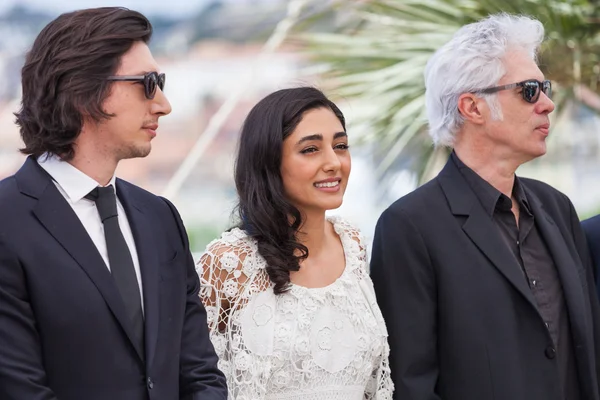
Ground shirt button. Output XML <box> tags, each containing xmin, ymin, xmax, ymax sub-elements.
<box><xmin>545</xmin><ymin>322</ymin><xmax>549</xmax><ymax>328</ymax></box>
<box><xmin>545</xmin><ymin>346</ymin><xmax>556</xmax><ymax>359</ymax></box>
<box><xmin>516</xmin><ymin>240</ymin><xmax>520</xmax><ymax>245</ymax></box>
<box><xmin>531</xmin><ymin>280</ymin><xmax>537</xmax><ymax>287</ymax></box>
<box><xmin>147</xmin><ymin>377</ymin><xmax>154</xmax><ymax>390</ymax></box>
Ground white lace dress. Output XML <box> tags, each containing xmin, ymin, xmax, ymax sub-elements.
<box><xmin>196</xmin><ymin>216</ymin><xmax>393</xmax><ymax>400</ymax></box>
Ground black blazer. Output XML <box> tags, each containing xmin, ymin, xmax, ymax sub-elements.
<box><xmin>0</xmin><ymin>157</ymin><xmax>227</xmax><ymax>400</ymax></box>
<box><xmin>582</xmin><ymin>215</ymin><xmax>600</xmax><ymax>300</ymax></box>
<box><xmin>370</xmin><ymin>157</ymin><xmax>600</xmax><ymax>400</ymax></box>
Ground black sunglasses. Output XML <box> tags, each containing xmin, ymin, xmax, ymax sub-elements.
<box><xmin>476</xmin><ymin>79</ymin><xmax>552</xmax><ymax>104</ymax></box>
<box><xmin>106</xmin><ymin>71</ymin><xmax>166</xmax><ymax>99</ymax></box>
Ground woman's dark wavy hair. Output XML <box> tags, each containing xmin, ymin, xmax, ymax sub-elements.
<box><xmin>15</xmin><ymin>7</ymin><xmax>152</xmax><ymax>161</ymax></box>
<box><xmin>235</xmin><ymin>87</ymin><xmax>346</xmax><ymax>295</ymax></box>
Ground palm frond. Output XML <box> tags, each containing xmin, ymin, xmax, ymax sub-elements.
<box><xmin>298</xmin><ymin>0</ymin><xmax>600</xmax><ymax>184</ymax></box>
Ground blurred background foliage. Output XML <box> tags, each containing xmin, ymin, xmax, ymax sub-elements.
<box><xmin>298</xmin><ymin>0</ymin><xmax>600</xmax><ymax>184</ymax></box>
<box><xmin>3</xmin><ymin>0</ymin><xmax>600</xmax><ymax>250</ymax></box>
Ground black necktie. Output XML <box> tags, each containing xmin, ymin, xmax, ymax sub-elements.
<box><xmin>86</xmin><ymin>185</ymin><xmax>144</xmax><ymax>357</ymax></box>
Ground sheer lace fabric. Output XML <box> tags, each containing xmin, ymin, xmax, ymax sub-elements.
<box><xmin>197</xmin><ymin>216</ymin><xmax>393</xmax><ymax>400</ymax></box>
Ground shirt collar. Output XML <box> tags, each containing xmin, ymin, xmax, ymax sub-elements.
<box><xmin>451</xmin><ymin>151</ymin><xmax>530</xmax><ymax>217</ymax></box>
<box><xmin>511</xmin><ymin>176</ymin><xmax>532</xmax><ymax>216</ymax></box>
<box><xmin>37</xmin><ymin>153</ymin><xmax>117</xmax><ymax>202</ymax></box>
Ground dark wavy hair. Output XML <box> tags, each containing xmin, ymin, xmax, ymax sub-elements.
<box><xmin>235</xmin><ymin>87</ymin><xmax>346</xmax><ymax>295</ymax></box>
<box><xmin>15</xmin><ymin>7</ymin><xmax>152</xmax><ymax>161</ymax></box>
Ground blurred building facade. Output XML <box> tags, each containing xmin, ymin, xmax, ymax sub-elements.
<box><xmin>2</xmin><ymin>1</ymin><xmax>600</xmax><ymax>253</ymax></box>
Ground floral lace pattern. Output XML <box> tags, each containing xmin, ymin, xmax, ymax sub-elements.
<box><xmin>197</xmin><ymin>216</ymin><xmax>393</xmax><ymax>400</ymax></box>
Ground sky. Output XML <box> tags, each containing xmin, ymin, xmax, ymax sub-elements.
<box><xmin>0</xmin><ymin>0</ymin><xmax>246</xmax><ymax>17</ymax></box>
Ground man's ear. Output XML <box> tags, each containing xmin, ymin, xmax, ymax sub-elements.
<box><xmin>457</xmin><ymin>93</ymin><xmax>486</xmax><ymax>125</ymax></box>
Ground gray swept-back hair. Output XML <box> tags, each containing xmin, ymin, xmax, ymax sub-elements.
<box><xmin>424</xmin><ymin>13</ymin><xmax>544</xmax><ymax>146</ymax></box>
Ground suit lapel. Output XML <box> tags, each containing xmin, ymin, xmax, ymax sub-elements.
<box><xmin>116</xmin><ymin>180</ymin><xmax>160</xmax><ymax>368</ymax></box>
<box><xmin>523</xmin><ymin>186</ymin><xmax>588</xmax><ymax>344</ymax></box>
<box><xmin>461</xmin><ymin>206</ymin><xmax>538</xmax><ymax>309</ymax></box>
<box><xmin>18</xmin><ymin>157</ymin><xmax>145</xmax><ymax>362</ymax></box>
<box><xmin>437</xmin><ymin>158</ymin><xmax>538</xmax><ymax>311</ymax></box>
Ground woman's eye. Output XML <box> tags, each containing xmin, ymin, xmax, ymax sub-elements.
<box><xmin>300</xmin><ymin>147</ymin><xmax>318</xmax><ymax>154</ymax></box>
<box><xmin>335</xmin><ymin>143</ymin><xmax>350</xmax><ymax>150</ymax></box>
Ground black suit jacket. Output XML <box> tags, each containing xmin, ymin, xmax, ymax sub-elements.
<box><xmin>581</xmin><ymin>215</ymin><xmax>600</xmax><ymax>301</ymax></box>
<box><xmin>370</xmin><ymin>157</ymin><xmax>600</xmax><ymax>400</ymax></box>
<box><xmin>0</xmin><ymin>157</ymin><xmax>227</xmax><ymax>400</ymax></box>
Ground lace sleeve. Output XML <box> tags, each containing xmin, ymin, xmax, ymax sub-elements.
<box><xmin>365</xmin><ymin>341</ymin><xmax>394</xmax><ymax>399</ymax></box>
<box><xmin>196</xmin><ymin>233</ymin><xmax>270</xmax><ymax>399</ymax></box>
<box><xmin>196</xmin><ymin>239</ymin><xmax>250</xmax><ymax>332</ymax></box>
<box><xmin>196</xmin><ymin>236</ymin><xmax>250</xmax><ymax>399</ymax></box>
<box><xmin>337</xmin><ymin>219</ymin><xmax>395</xmax><ymax>400</ymax></box>
<box><xmin>360</xmin><ymin>233</ymin><xmax>394</xmax><ymax>399</ymax></box>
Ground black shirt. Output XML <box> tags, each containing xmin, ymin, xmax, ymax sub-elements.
<box><xmin>452</xmin><ymin>152</ymin><xmax>580</xmax><ymax>400</ymax></box>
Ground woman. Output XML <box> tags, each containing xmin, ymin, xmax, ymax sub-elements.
<box><xmin>197</xmin><ymin>87</ymin><xmax>393</xmax><ymax>399</ymax></box>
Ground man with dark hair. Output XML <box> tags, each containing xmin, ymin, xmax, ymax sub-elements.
<box><xmin>0</xmin><ymin>7</ymin><xmax>227</xmax><ymax>400</ymax></box>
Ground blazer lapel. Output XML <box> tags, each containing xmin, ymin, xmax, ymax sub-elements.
<box><xmin>437</xmin><ymin>158</ymin><xmax>538</xmax><ymax>311</ymax></box>
<box><xmin>116</xmin><ymin>180</ymin><xmax>160</xmax><ymax>368</ymax></box>
<box><xmin>18</xmin><ymin>157</ymin><xmax>145</xmax><ymax>362</ymax></box>
<box><xmin>522</xmin><ymin>186</ymin><xmax>588</xmax><ymax>345</ymax></box>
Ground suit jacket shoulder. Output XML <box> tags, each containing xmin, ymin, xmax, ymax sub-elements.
<box><xmin>0</xmin><ymin>173</ymin><xmax>39</xmax><ymax>236</ymax></box>
<box><xmin>519</xmin><ymin>177</ymin><xmax>580</xmax><ymax>235</ymax></box>
<box><xmin>0</xmin><ymin>173</ymin><xmax>17</xmax><ymax>194</ymax></box>
<box><xmin>116</xmin><ymin>179</ymin><xmax>180</xmax><ymax>224</ymax></box>
<box><xmin>384</xmin><ymin>178</ymin><xmax>444</xmax><ymax>218</ymax></box>
<box><xmin>116</xmin><ymin>178</ymin><xmax>171</xmax><ymax>213</ymax></box>
<box><xmin>520</xmin><ymin>177</ymin><xmax>572</xmax><ymax>210</ymax></box>
<box><xmin>582</xmin><ymin>214</ymin><xmax>600</xmax><ymax>237</ymax></box>
<box><xmin>0</xmin><ymin>175</ymin><xmax>19</xmax><ymax>206</ymax></box>
<box><xmin>581</xmin><ymin>212</ymin><xmax>600</xmax><ymax>288</ymax></box>
<box><xmin>116</xmin><ymin>178</ymin><xmax>189</xmax><ymax>250</ymax></box>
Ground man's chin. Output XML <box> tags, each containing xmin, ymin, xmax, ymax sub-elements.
<box><xmin>534</xmin><ymin>143</ymin><xmax>547</xmax><ymax>157</ymax></box>
<box><xmin>137</xmin><ymin>147</ymin><xmax>152</xmax><ymax>158</ymax></box>
<box><xmin>120</xmin><ymin>145</ymin><xmax>152</xmax><ymax>160</ymax></box>
<box><xmin>525</xmin><ymin>145</ymin><xmax>546</xmax><ymax>162</ymax></box>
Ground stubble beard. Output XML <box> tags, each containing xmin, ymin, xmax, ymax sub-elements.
<box><xmin>118</xmin><ymin>142</ymin><xmax>152</xmax><ymax>160</ymax></box>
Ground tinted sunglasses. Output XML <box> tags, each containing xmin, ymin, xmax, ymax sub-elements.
<box><xmin>106</xmin><ymin>71</ymin><xmax>166</xmax><ymax>99</ymax></box>
<box><xmin>477</xmin><ymin>79</ymin><xmax>552</xmax><ymax>104</ymax></box>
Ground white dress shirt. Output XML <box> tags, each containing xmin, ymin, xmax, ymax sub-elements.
<box><xmin>38</xmin><ymin>154</ymin><xmax>144</xmax><ymax>312</ymax></box>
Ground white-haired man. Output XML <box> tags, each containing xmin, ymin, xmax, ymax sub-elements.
<box><xmin>370</xmin><ymin>13</ymin><xmax>600</xmax><ymax>400</ymax></box>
